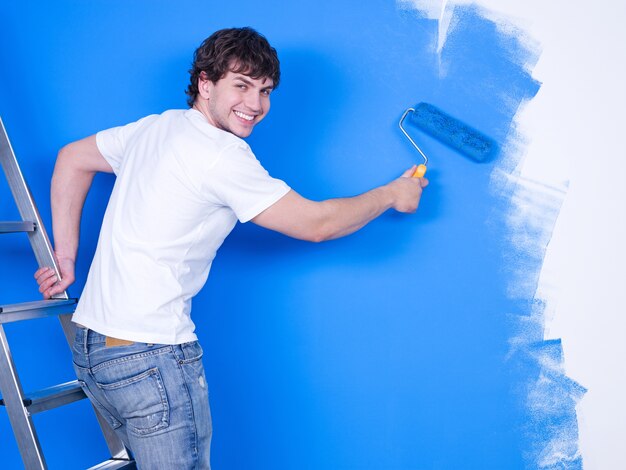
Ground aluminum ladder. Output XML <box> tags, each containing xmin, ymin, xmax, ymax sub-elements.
<box><xmin>0</xmin><ymin>117</ymin><xmax>135</xmax><ymax>469</ymax></box>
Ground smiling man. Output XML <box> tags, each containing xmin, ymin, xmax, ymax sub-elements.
<box><xmin>34</xmin><ymin>27</ymin><xmax>427</xmax><ymax>469</ymax></box>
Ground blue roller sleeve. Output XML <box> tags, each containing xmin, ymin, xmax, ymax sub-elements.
<box><xmin>410</xmin><ymin>102</ymin><xmax>497</xmax><ymax>162</ymax></box>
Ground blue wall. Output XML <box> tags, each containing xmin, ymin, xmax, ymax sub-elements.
<box><xmin>1</xmin><ymin>2</ymin><xmax>548</xmax><ymax>469</ymax></box>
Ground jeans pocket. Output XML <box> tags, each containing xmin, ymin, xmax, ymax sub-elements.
<box><xmin>97</xmin><ymin>367</ymin><xmax>170</xmax><ymax>436</ymax></box>
<box><xmin>178</xmin><ymin>341</ymin><xmax>203</xmax><ymax>364</ymax></box>
<box><xmin>177</xmin><ymin>341</ymin><xmax>207</xmax><ymax>392</ymax></box>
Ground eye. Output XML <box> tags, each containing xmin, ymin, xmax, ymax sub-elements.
<box><xmin>236</xmin><ymin>83</ymin><xmax>247</xmax><ymax>90</ymax></box>
<box><xmin>261</xmin><ymin>89</ymin><xmax>272</xmax><ymax>96</ymax></box>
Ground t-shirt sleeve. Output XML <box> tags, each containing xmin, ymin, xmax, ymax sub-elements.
<box><xmin>206</xmin><ymin>142</ymin><xmax>291</xmax><ymax>223</ymax></box>
<box><xmin>95</xmin><ymin>115</ymin><xmax>158</xmax><ymax>174</ymax></box>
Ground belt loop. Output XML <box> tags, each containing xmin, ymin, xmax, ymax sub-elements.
<box><xmin>172</xmin><ymin>343</ymin><xmax>183</xmax><ymax>363</ymax></box>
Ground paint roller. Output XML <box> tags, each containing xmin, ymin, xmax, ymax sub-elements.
<box><xmin>399</xmin><ymin>102</ymin><xmax>497</xmax><ymax>177</ymax></box>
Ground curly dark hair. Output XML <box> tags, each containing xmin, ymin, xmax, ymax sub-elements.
<box><xmin>185</xmin><ymin>27</ymin><xmax>281</xmax><ymax>107</ymax></box>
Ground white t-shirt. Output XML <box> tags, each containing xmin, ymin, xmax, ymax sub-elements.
<box><xmin>72</xmin><ymin>109</ymin><xmax>291</xmax><ymax>344</ymax></box>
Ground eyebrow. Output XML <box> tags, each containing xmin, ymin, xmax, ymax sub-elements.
<box><xmin>233</xmin><ymin>75</ymin><xmax>274</xmax><ymax>91</ymax></box>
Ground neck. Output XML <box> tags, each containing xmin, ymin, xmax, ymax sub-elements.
<box><xmin>192</xmin><ymin>101</ymin><xmax>215</xmax><ymax>127</ymax></box>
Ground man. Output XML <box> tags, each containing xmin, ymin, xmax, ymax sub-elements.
<box><xmin>35</xmin><ymin>27</ymin><xmax>427</xmax><ymax>469</ymax></box>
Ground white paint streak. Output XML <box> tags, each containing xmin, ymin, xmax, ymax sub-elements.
<box><xmin>397</xmin><ymin>0</ymin><xmax>444</xmax><ymax>20</ymax></box>
<box><xmin>493</xmin><ymin>171</ymin><xmax>566</xmax><ymax>301</ymax></box>
<box><xmin>437</xmin><ymin>1</ymin><xmax>450</xmax><ymax>54</ymax></box>
<box><xmin>396</xmin><ymin>0</ymin><xmax>454</xmax><ymax>74</ymax></box>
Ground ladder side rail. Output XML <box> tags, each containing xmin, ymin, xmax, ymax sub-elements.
<box><xmin>1</xmin><ymin>117</ymin><xmax>132</xmax><ymax>463</ymax></box>
<box><xmin>58</xmin><ymin>312</ymin><xmax>131</xmax><ymax>460</ymax></box>
<box><xmin>0</xmin><ymin>324</ymin><xmax>47</xmax><ymax>470</ymax></box>
<box><xmin>58</xmin><ymin>313</ymin><xmax>130</xmax><ymax>459</ymax></box>
<box><xmin>0</xmin><ymin>117</ymin><xmax>66</xmax><ymax>301</ymax></box>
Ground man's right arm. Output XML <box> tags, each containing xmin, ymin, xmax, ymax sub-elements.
<box><xmin>34</xmin><ymin>135</ymin><xmax>114</xmax><ymax>299</ymax></box>
<box><xmin>252</xmin><ymin>166</ymin><xmax>429</xmax><ymax>242</ymax></box>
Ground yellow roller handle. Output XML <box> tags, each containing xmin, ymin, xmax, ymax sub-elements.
<box><xmin>412</xmin><ymin>164</ymin><xmax>427</xmax><ymax>178</ymax></box>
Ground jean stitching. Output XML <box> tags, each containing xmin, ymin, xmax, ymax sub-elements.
<box><xmin>99</xmin><ymin>367</ymin><xmax>160</xmax><ymax>390</ymax></box>
<box><xmin>91</xmin><ymin>345</ymin><xmax>173</xmax><ymax>373</ymax></box>
<box><xmin>179</xmin><ymin>341</ymin><xmax>203</xmax><ymax>364</ymax></box>
<box><xmin>176</xmin><ymin>356</ymin><xmax>199</xmax><ymax>463</ymax></box>
<box><xmin>178</xmin><ymin>352</ymin><xmax>203</xmax><ymax>365</ymax></box>
<box><xmin>73</xmin><ymin>361</ymin><xmax>89</xmax><ymax>372</ymax></box>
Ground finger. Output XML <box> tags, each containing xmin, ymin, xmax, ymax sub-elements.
<box><xmin>401</xmin><ymin>165</ymin><xmax>417</xmax><ymax>178</ymax></box>
<box><xmin>47</xmin><ymin>284</ymin><xmax>71</xmax><ymax>298</ymax></box>
<box><xmin>46</xmin><ymin>286</ymin><xmax>63</xmax><ymax>298</ymax></box>
<box><xmin>48</xmin><ymin>276</ymin><xmax>74</xmax><ymax>296</ymax></box>
<box><xmin>43</xmin><ymin>281</ymin><xmax>64</xmax><ymax>299</ymax></box>
<box><xmin>34</xmin><ymin>266</ymin><xmax>53</xmax><ymax>280</ymax></box>
<box><xmin>38</xmin><ymin>275</ymin><xmax>59</xmax><ymax>294</ymax></box>
<box><xmin>420</xmin><ymin>177</ymin><xmax>429</xmax><ymax>188</ymax></box>
<box><xmin>35</xmin><ymin>269</ymin><xmax>57</xmax><ymax>286</ymax></box>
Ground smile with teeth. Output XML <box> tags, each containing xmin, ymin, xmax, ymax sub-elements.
<box><xmin>234</xmin><ymin>110</ymin><xmax>255</xmax><ymax>122</ymax></box>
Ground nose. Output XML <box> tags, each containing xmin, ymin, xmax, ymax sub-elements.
<box><xmin>244</xmin><ymin>91</ymin><xmax>262</xmax><ymax>113</ymax></box>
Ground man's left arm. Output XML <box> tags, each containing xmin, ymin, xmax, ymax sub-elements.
<box><xmin>34</xmin><ymin>135</ymin><xmax>114</xmax><ymax>298</ymax></box>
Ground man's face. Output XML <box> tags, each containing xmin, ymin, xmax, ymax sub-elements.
<box><xmin>197</xmin><ymin>70</ymin><xmax>274</xmax><ymax>138</ymax></box>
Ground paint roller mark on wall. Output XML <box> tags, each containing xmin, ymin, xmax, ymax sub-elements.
<box><xmin>433</xmin><ymin>5</ymin><xmax>541</xmax><ymax>147</ymax></box>
<box><xmin>514</xmin><ymin>338</ymin><xmax>586</xmax><ymax>469</ymax></box>
<box><xmin>400</xmin><ymin>3</ymin><xmax>583</xmax><ymax>467</ymax></box>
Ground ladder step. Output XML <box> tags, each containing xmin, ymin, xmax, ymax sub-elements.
<box><xmin>0</xmin><ymin>298</ymin><xmax>77</xmax><ymax>324</ymax></box>
<box><xmin>88</xmin><ymin>459</ymin><xmax>137</xmax><ymax>470</ymax></box>
<box><xmin>0</xmin><ymin>380</ymin><xmax>87</xmax><ymax>414</ymax></box>
<box><xmin>0</xmin><ymin>221</ymin><xmax>36</xmax><ymax>233</ymax></box>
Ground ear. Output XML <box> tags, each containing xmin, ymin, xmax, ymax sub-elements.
<box><xmin>197</xmin><ymin>71</ymin><xmax>212</xmax><ymax>100</ymax></box>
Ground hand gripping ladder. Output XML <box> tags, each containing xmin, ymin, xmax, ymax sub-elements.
<box><xmin>0</xmin><ymin>117</ymin><xmax>135</xmax><ymax>469</ymax></box>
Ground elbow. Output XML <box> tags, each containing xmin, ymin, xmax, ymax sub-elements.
<box><xmin>56</xmin><ymin>144</ymin><xmax>70</xmax><ymax>165</ymax></box>
<box><xmin>272</xmin><ymin>199</ymin><xmax>340</xmax><ymax>243</ymax></box>
<box><xmin>287</xmin><ymin>226</ymin><xmax>332</xmax><ymax>243</ymax></box>
<box><xmin>57</xmin><ymin>141</ymin><xmax>80</xmax><ymax>160</ymax></box>
<box><xmin>54</xmin><ymin>142</ymin><xmax>96</xmax><ymax>178</ymax></box>
<box><xmin>305</xmin><ymin>203</ymin><xmax>342</xmax><ymax>243</ymax></box>
<box><xmin>308</xmin><ymin>232</ymin><xmax>328</xmax><ymax>243</ymax></box>
<box><xmin>52</xmin><ymin>147</ymin><xmax>72</xmax><ymax>186</ymax></box>
<box><xmin>52</xmin><ymin>146</ymin><xmax>70</xmax><ymax>182</ymax></box>
<box><xmin>295</xmin><ymin>228</ymin><xmax>327</xmax><ymax>243</ymax></box>
<box><xmin>307</xmin><ymin>223</ymin><xmax>337</xmax><ymax>243</ymax></box>
<box><xmin>55</xmin><ymin>144</ymin><xmax>78</xmax><ymax>172</ymax></box>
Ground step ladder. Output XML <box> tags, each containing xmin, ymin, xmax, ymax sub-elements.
<box><xmin>0</xmin><ymin>117</ymin><xmax>135</xmax><ymax>469</ymax></box>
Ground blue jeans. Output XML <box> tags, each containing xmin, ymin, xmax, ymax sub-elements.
<box><xmin>72</xmin><ymin>326</ymin><xmax>212</xmax><ymax>469</ymax></box>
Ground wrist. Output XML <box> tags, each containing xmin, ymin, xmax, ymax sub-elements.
<box><xmin>54</xmin><ymin>251</ymin><xmax>76</xmax><ymax>263</ymax></box>
<box><xmin>375</xmin><ymin>184</ymin><xmax>395</xmax><ymax>211</ymax></box>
